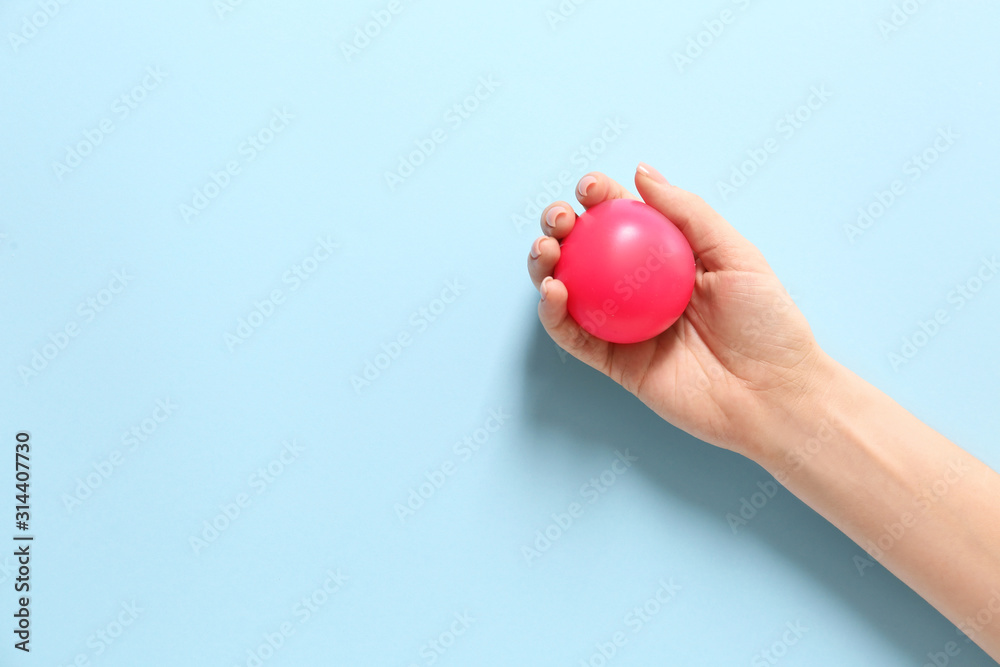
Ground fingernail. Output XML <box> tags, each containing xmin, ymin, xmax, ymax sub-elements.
<box><xmin>540</xmin><ymin>276</ymin><xmax>552</xmax><ymax>301</ymax></box>
<box><xmin>637</xmin><ymin>162</ymin><xmax>669</xmax><ymax>185</ymax></box>
<box><xmin>530</xmin><ymin>237</ymin><xmax>543</xmax><ymax>259</ymax></box>
<box><xmin>544</xmin><ymin>207</ymin><xmax>562</xmax><ymax>229</ymax></box>
<box><xmin>577</xmin><ymin>175</ymin><xmax>598</xmax><ymax>198</ymax></box>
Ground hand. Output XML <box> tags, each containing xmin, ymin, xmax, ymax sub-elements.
<box><xmin>527</xmin><ymin>164</ymin><xmax>830</xmax><ymax>459</ymax></box>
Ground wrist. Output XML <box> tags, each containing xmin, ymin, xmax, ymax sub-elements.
<box><xmin>742</xmin><ymin>349</ymin><xmax>857</xmax><ymax>477</ymax></box>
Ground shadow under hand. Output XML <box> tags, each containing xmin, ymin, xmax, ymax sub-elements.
<box><xmin>520</xmin><ymin>319</ymin><xmax>990</xmax><ymax>665</ymax></box>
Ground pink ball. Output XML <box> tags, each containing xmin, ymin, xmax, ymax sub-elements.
<box><xmin>553</xmin><ymin>199</ymin><xmax>695</xmax><ymax>344</ymax></box>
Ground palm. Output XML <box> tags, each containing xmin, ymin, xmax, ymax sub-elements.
<box><xmin>596</xmin><ymin>268</ymin><xmax>818</xmax><ymax>450</ymax></box>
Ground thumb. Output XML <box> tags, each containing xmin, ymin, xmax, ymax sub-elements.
<box><xmin>635</xmin><ymin>163</ymin><xmax>768</xmax><ymax>272</ymax></box>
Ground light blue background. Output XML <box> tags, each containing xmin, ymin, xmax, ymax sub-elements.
<box><xmin>2</xmin><ymin>0</ymin><xmax>999</xmax><ymax>665</ymax></box>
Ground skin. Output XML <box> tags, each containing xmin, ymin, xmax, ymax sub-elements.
<box><xmin>527</xmin><ymin>164</ymin><xmax>1000</xmax><ymax>661</ymax></box>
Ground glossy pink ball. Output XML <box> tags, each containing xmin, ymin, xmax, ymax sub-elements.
<box><xmin>553</xmin><ymin>199</ymin><xmax>695</xmax><ymax>344</ymax></box>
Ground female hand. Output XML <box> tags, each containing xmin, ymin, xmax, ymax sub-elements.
<box><xmin>527</xmin><ymin>164</ymin><xmax>830</xmax><ymax>459</ymax></box>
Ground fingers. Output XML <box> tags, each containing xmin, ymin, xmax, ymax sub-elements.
<box><xmin>531</xmin><ymin>172</ymin><xmax>641</xmax><ymax>312</ymax></box>
<box><xmin>537</xmin><ymin>277</ymin><xmax>610</xmax><ymax>370</ymax></box>
<box><xmin>635</xmin><ymin>163</ymin><xmax>769</xmax><ymax>273</ymax></box>
<box><xmin>576</xmin><ymin>171</ymin><xmax>639</xmax><ymax>209</ymax></box>
<box><xmin>539</xmin><ymin>172</ymin><xmax>638</xmax><ymax>239</ymax></box>
<box><xmin>527</xmin><ymin>235</ymin><xmax>560</xmax><ymax>289</ymax></box>
<box><xmin>531</xmin><ymin>171</ymin><xmax>632</xmax><ymax>367</ymax></box>
<box><xmin>540</xmin><ymin>202</ymin><xmax>577</xmax><ymax>239</ymax></box>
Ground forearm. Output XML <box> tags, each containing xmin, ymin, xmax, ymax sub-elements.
<box><xmin>753</xmin><ymin>355</ymin><xmax>1000</xmax><ymax>660</ymax></box>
